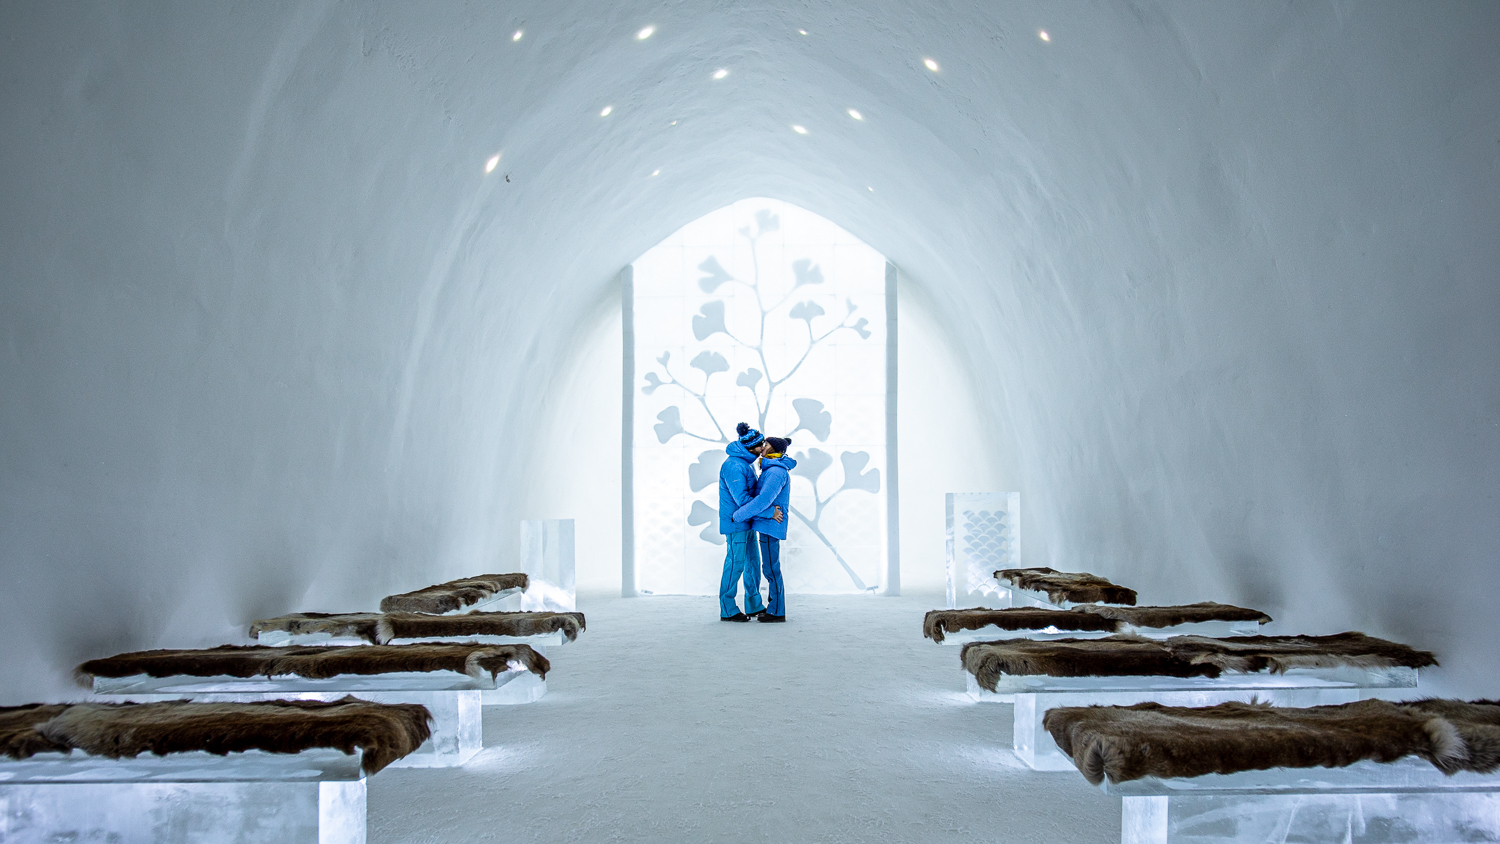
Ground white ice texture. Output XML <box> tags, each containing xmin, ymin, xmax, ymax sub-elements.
<box><xmin>521</xmin><ymin>519</ymin><xmax>576</xmax><ymax>612</ymax></box>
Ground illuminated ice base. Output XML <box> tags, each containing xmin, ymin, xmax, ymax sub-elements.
<box><xmin>0</xmin><ymin>748</ymin><xmax>365</xmax><ymax>844</ymax></box>
<box><xmin>482</xmin><ymin>670</ymin><xmax>546</xmax><ymax>705</ymax></box>
<box><xmin>994</xmin><ymin>583</ymin><xmax>1124</xmax><ymax>611</ymax></box>
<box><xmin>448</xmin><ymin>586</ymin><xmax>524</xmax><ymax>615</ymax></box>
<box><xmin>90</xmin><ymin>669</ymin><xmax>538</xmax><ymax>768</ymax></box>
<box><xmin>1109</xmin><ymin>757</ymin><xmax>1500</xmax><ymax>844</ymax></box>
<box><xmin>964</xmin><ymin>666</ymin><xmax>1419</xmax><ymax>771</ymax></box>
<box><xmin>255</xmin><ymin>628</ymin><xmax>567</xmax><ymax>649</ymax></box>
<box><xmin>935</xmin><ymin>620</ymin><xmax>1261</xmax><ymax>646</ymax></box>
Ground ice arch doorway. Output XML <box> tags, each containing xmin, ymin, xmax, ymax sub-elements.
<box><xmin>621</xmin><ymin>199</ymin><xmax>899</xmax><ymax>598</ymax></box>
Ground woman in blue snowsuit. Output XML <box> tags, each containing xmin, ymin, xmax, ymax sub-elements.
<box><xmin>732</xmin><ymin>436</ymin><xmax>795</xmax><ymax>622</ymax></box>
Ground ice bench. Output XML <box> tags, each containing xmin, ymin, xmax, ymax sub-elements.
<box><xmin>1045</xmin><ymin>698</ymin><xmax>1500</xmax><ymax>844</ymax></box>
<box><xmin>77</xmin><ymin>642</ymin><xmax>549</xmax><ymax>766</ymax></box>
<box><xmin>924</xmin><ymin>603</ymin><xmax>1270</xmax><ymax>646</ymax></box>
<box><xmin>379</xmin><ymin>572</ymin><xmax>529</xmax><ymax>615</ymax></box>
<box><xmin>961</xmin><ymin>633</ymin><xmax>1436</xmax><ymax>771</ymax></box>
<box><xmin>992</xmin><ymin>566</ymin><xmax>1138</xmax><ymax>610</ymax></box>
<box><xmin>250</xmin><ymin>609</ymin><xmax>586</xmax><ymax>649</ymax></box>
<box><xmin>248</xmin><ymin>610</ymin><xmax>583</xmax><ymax>705</ymax></box>
<box><xmin>0</xmin><ymin>697</ymin><xmax>427</xmax><ymax>844</ymax></box>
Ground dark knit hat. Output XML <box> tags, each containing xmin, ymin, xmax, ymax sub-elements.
<box><xmin>735</xmin><ymin>422</ymin><xmax>765</xmax><ymax>449</ymax></box>
<box><xmin>765</xmin><ymin>436</ymin><xmax>792</xmax><ymax>454</ymax></box>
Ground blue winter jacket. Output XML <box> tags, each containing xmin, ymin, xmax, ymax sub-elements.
<box><xmin>732</xmin><ymin>455</ymin><xmax>797</xmax><ymax>540</ymax></box>
<box><xmin>718</xmin><ymin>441</ymin><xmax>760</xmax><ymax>534</ymax></box>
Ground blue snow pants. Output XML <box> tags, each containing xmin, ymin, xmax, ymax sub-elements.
<box><xmin>759</xmin><ymin>534</ymin><xmax>785</xmax><ymax>617</ymax></box>
<box><xmin>719</xmin><ymin>531</ymin><xmax>765</xmax><ymax>617</ymax></box>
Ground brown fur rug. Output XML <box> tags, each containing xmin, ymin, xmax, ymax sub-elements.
<box><xmin>252</xmin><ymin>611</ymin><xmax>587</xmax><ymax>645</ymax></box>
<box><xmin>995</xmin><ymin>567</ymin><xmax>1137</xmax><ymax>605</ymax></box>
<box><xmin>961</xmin><ymin>632</ymin><xmax>1438</xmax><ymax>691</ymax></box>
<box><xmin>379</xmin><ymin>573</ymin><xmax>530</xmax><ymax>614</ymax></box>
<box><xmin>76</xmin><ymin>642</ymin><xmax>550</xmax><ymax>687</ymax></box>
<box><xmin>1079</xmin><ymin>602</ymin><xmax>1271</xmax><ymax>627</ymax></box>
<box><xmin>923</xmin><ymin>608</ymin><xmax>1117</xmax><ymax>642</ymax></box>
<box><xmin>1044</xmin><ymin>698</ymin><xmax>1500</xmax><ymax>785</ymax></box>
<box><xmin>2</xmin><ymin>698</ymin><xmax>430</xmax><ymax>774</ymax></box>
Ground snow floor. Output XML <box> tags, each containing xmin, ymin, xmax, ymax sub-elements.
<box><xmin>368</xmin><ymin>592</ymin><xmax>1120</xmax><ymax>843</ymax></box>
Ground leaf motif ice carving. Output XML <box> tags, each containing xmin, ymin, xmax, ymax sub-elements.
<box><xmin>792</xmin><ymin>448</ymin><xmax>834</xmax><ymax>482</ymax></box>
<box><xmin>690</xmin><ymin>350</ymin><xmax>728</xmax><ymax>376</ymax></box>
<box><xmin>788</xmin><ymin>300</ymin><xmax>825</xmax><ymax>325</ymax></box>
<box><xmin>735</xmin><ymin>368</ymin><xmax>762</xmax><ymax>389</ymax></box>
<box><xmin>654</xmin><ymin>406</ymin><xmax>684</xmax><ymax>444</ymax></box>
<box><xmin>687</xmin><ymin>499</ymin><xmax>725</xmax><ymax>545</ymax></box>
<box><xmin>692</xmin><ymin>300</ymin><xmax>728</xmax><ymax>341</ymax></box>
<box><xmin>790</xmin><ymin>398</ymin><xmax>833</xmax><ymax>442</ymax></box>
<box><xmin>697</xmin><ymin>256</ymin><xmax>733</xmax><ymax>293</ymax></box>
<box><xmin>792</xmin><ymin>258</ymin><xmax>823</xmax><ymax>287</ymax></box>
<box><xmin>688</xmin><ymin>450</ymin><xmax>726</xmax><ymax>493</ymax></box>
<box><xmin>839</xmin><ymin>451</ymin><xmax>881</xmax><ymax>494</ymax></box>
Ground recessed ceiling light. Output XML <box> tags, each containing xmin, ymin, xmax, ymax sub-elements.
<box><xmin>484</xmin><ymin>153</ymin><xmax>501</xmax><ymax>174</ymax></box>
<box><xmin>637</xmin><ymin>25</ymin><xmax>655</xmax><ymax>40</ymax></box>
<box><xmin>798</xmin><ymin>29</ymin><xmax>808</xmax><ymax>35</ymax></box>
<box><xmin>652</xmin><ymin>169</ymin><xmax>661</xmax><ymax>176</ymax></box>
<box><xmin>600</xmin><ymin>105</ymin><xmax>613</xmax><ymax>117</ymax></box>
<box><xmin>792</xmin><ymin>125</ymin><xmax>808</xmax><ymax>134</ymax></box>
<box><xmin>1039</xmin><ymin>30</ymin><xmax>1050</xmax><ymax>42</ymax></box>
<box><xmin>847</xmin><ymin>108</ymin><xmax>863</xmax><ymax>120</ymax></box>
<box><xmin>713</xmin><ymin>68</ymin><xmax>728</xmax><ymax>79</ymax></box>
<box><xmin>867</xmin><ymin>186</ymin><xmax>874</xmax><ymax>191</ymax></box>
<box><xmin>669</xmin><ymin>120</ymin><xmax>678</xmax><ymax>126</ymax></box>
<box><xmin>512</xmin><ymin>30</ymin><xmax>523</xmax><ymax>42</ymax></box>
<box><xmin>923</xmin><ymin>57</ymin><xmax>940</xmax><ymax>72</ymax></box>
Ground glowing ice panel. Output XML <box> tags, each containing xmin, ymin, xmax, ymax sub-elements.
<box><xmin>945</xmin><ymin>492</ymin><xmax>1019</xmax><ymax>609</ymax></box>
<box><xmin>630</xmin><ymin>199</ymin><xmax>888</xmax><ymax>595</ymax></box>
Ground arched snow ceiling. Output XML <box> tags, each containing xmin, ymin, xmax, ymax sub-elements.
<box><xmin>0</xmin><ymin>1</ymin><xmax>1496</xmax><ymax>700</ymax></box>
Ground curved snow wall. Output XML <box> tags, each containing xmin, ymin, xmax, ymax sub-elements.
<box><xmin>0</xmin><ymin>2</ymin><xmax>1496</xmax><ymax>702</ymax></box>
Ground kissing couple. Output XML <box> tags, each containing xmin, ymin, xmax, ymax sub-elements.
<box><xmin>717</xmin><ymin>422</ymin><xmax>795</xmax><ymax>623</ymax></box>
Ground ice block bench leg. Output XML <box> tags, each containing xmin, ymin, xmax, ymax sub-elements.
<box><xmin>0</xmin><ymin>779</ymin><xmax>366</xmax><ymax>844</ymax></box>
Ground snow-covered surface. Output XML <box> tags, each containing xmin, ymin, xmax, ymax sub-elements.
<box><xmin>368</xmin><ymin>592</ymin><xmax>1118</xmax><ymax>842</ymax></box>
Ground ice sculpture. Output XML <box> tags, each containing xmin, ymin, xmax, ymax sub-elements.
<box><xmin>520</xmin><ymin>519</ymin><xmax>576</xmax><ymax>612</ymax></box>
<box><xmin>945</xmin><ymin>492</ymin><xmax>1020</xmax><ymax>609</ymax></box>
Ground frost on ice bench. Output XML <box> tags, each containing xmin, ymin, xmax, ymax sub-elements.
<box><xmin>251</xmin><ymin>610</ymin><xmax>587</xmax><ymax>648</ymax></box>
<box><xmin>960</xmin><ymin>633</ymin><xmax>1436</xmax><ymax>770</ymax></box>
<box><xmin>0</xmin><ymin>697</ymin><xmax>428</xmax><ymax>844</ymax></box>
<box><xmin>247</xmin><ymin>610</ymin><xmax>582</xmax><ymax>704</ymax></box>
<box><xmin>994</xmin><ymin>567</ymin><xmax>1138</xmax><ymax>609</ymax></box>
<box><xmin>379</xmin><ymin>572</ymin><xmax>529</xmax><ymax>615</ymax></box>
<box><xmin>923</xmin><ymin>603</ymin><xmax>1270</xmax><ymax>646</ymax></box>
<box><xmin>1045</xmin><ymin>698</ymin><xmax>1500</xmax><ymax>844</ymax></box>
<box><xmin>76</xmin><ymin>642</ymin><xmax>550</xmax><ymax>766</ymax></box>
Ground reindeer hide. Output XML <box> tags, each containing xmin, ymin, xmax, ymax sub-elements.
<box><xmin>76</xmin><ymin>642</ymin><xmax>549</xmax><ymax>687</ymax></box>
<box><xmin>960</xmin><ymin>633</ymin><xmax>1437</xmax><ymax>691</ymax></box>
<box><xmin>1044</xmin><ymin>698</ymin><xmax>1500</xmax><ymax>785</ymax></box>
<box><xmin>994</xmin><ymin>567</ymin><xmax>1137</xmax><ymax>605</ymax></box>
<box><xmin>1079</xmin><ymin>602</ymin><xmax>1272</xmax><ymax>628</ymax></box>
<box><xmin>3</xmin><ymin>698</ymin><xmax>429</xmax><ymax>774</ymax></box>
<box><xmin>251</xmin><ymin>611</ymin><xmax>586</xmax><ymax>644</ymax></box>
<box><xmin>923</xmin><ymin>608</ymin><xmax>1116</xmax><ymax>642</ymax></box>
<box><xmin>379</xmin><ymin>573</ymin><xmax>529</xmax><ymax>614</ymax></box>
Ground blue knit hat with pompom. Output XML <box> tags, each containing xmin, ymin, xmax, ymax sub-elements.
<box><xmin>735</xmin><ymin>422</ymin><xmax>764</xmax><ymax>449</ymax></box>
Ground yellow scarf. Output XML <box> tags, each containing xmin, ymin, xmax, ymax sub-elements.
<box><xmin>762</xmin><ymin>453</ymin><xmax>783</xmax><ymax>460</ymax></box>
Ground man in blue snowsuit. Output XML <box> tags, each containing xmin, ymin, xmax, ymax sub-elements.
<box><xmin>719</xmin><ymin>423</ymin><xmax>770</xmax><ymax>621</ymax></box>
<box><xmin>733</xmin><ymin>436</ymin><xmax>795</xmax><ymax>622</ymax></box>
